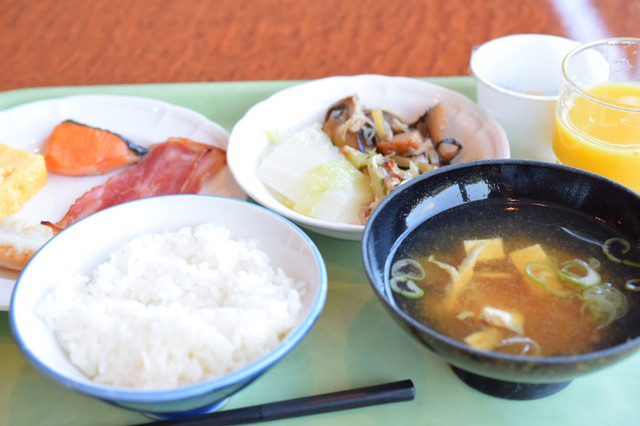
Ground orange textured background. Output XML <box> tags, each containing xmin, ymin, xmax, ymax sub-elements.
<box><xmin>1</xmin><ymin>0</ymin><xmax>639</xmax><ymax>91</ymax></box>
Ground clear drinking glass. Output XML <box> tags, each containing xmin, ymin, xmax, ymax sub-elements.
<box><xmin>552</xmin><ymin>38</ymin><xmax>640</xmax><ymax>193</ymax></box>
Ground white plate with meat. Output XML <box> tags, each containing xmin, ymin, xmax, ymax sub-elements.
<box><xmin>0</xmin><ymin>94</ymin><xmax>245</xmax><ymax>309</ymax></box>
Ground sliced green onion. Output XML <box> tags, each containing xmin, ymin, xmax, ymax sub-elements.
<box><xmin>390</xmin><ymin>276</ymin><xmax>424</xmax><ymax>298</ymax></box>
<box><xmin>625</xmin><ymin>278</ymin><xmax>640</xmax><ymax>291</ymax></box>
<box><xmin>588</xmin><ymin>257</ymin><xmax>601</xmax><ymax>270</ymax></box>
<box><xmin>623</xmin><ymin>259</ymin><xmax>640</xmax><ymax>267</ymax></box>
<box><xmin>580</xmin><ymin>297</ymin><xmax>617</xmax><ymax>328</ymax></box>
<box><xmin>580</xmin><ymin>285</ymin><xmax>628</xmax><ymax>328</ymax></box>
<box><xmin>389</xmin><ymin>258</ymin><xmax>426</xmax><ymax>299</ymax></box>
<box><xmin>603</xmin><ymin>238</ymin><xmax>640</xmax><ymax>267</ymax></box>
<box><xmin>391</xmin><ymin>259</ymin><xmax>425</xmax><ymax>280</ymax></box>
<box><xmin>524</xmin><ymin>262</ymin><xmax>572</xmax><ymax>297</ymax></box>
<box><xmin>603</xmin><ymin>238</ymin><xmax>628</xmax><ymax>263</ymax></box>
<box><xmin>525</xmin><ymin>261</ymin><xmax>555</xmax><ymax>286</ymax></box>
<box><xmin>559</xmin><ymin>259</ymin><xmax>602</xmax><ymax>287</ymax></box>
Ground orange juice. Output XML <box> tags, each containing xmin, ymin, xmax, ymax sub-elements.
<box><xmin>553</xmin><ymin>81</ymin><xmax>640</xmax><ymax>192</ymax></box>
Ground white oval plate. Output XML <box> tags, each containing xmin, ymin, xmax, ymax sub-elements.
<box><xmin>227</xmin><ymin>74</ymin><xmax>509</xmax><ymax>241</ymax></box>
<box><xmin>0</xmin><ymin>94</ymin><xmax>245</xmax><ymax>309</ymax></box>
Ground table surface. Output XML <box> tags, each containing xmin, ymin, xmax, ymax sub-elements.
<box><xmin>2</xmin><ymin>1</ymin><xmax>640</xmax><ymax>425</ymax></box>
<box><xmin>1</xmin><ymin>0</ymin><xmax>640</xmax><ymax>92</ymax></box>
<box><xmin>2</xmin><ymin>77</ymin><xmax>640</xmax><ymax>426</ymax></box>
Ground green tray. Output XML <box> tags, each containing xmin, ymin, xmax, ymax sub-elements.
<box><xmin>0</xmin><ymin>78</ymin><xmax>638</xmax><ymax>426</ymax></box>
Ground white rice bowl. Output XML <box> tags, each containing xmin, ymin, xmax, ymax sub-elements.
<box><xmin>36</xmin><ymin>223</ymin><xmax>306</xmax><ymax>390</ymax></box>
<box><xmin>10</xmin><ymin>195</ymin><xmax>327</xmax><ymax>416</ymax></box>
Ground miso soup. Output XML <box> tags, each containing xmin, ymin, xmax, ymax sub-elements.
<box><xmin>388</xmin><ymin>199</ymin><xmax>640</xmax><ymax>357</ymax></box>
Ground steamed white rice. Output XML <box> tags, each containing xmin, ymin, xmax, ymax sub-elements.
<box><xmin>37</xmin><ymin>223</ymin><xmax>306</xmax><ymax>389</ymax></box>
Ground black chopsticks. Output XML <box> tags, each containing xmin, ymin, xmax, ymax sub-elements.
<box><xmin>141</xmin><ymin>379</ymin><xmax>415</xmax><ymax>425</ymax></box>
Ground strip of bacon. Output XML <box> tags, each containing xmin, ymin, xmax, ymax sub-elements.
<box><xmin>45</xmin><ymin>137</ymin><xmax>226</xmax><ymax>231</ymax></box>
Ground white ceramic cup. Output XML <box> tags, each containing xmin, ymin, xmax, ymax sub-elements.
<box><xmin>470</xmin><ymin>34</ymin><xmax>580</xmax><ymax>161</ymax></box>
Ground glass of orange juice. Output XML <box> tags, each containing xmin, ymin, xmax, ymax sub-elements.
<box><xmin>553</xmin><ymin>38</ymin><xmax>640</xmax><ymax>193</ymax></box>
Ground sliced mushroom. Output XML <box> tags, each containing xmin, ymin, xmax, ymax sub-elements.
<box><xmin>426</xmin><ymin>103</ymin><xmax>449</xmax><ymax>143</ymax></box>
<box><xmin>355</xmin><ymin>119</ymin><xmax>378</xmax><ymax>152</ymax></box>
<box><xmin>324</xmin><ymin>97</ymin><xmax>462</xmax><ymax>169</ymax></box>
<box><xmin>323</xmin><ymin>96</ymin><xmax>368</xmax><ymax>150</ymax></box>
<box><xmin>410</xmin><ymin>103</ymin><xmax>449</xmax><ymax>144</ymax></box>
<box><xmin>435</xmin><ymin>138</ymin><xmax>463</xmax><ymax>164</ymax></box>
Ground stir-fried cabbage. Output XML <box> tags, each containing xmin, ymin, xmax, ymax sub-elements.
<box><xmin>257</xmin><ymin>124</ymin><xmax>373</xmax><ymax>224</ymax></box>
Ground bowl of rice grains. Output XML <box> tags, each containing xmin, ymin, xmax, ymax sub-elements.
<box><xmin>10</xmin><ymin>194</ymin><xmax>327</xmax><ymax>418</ymax></box>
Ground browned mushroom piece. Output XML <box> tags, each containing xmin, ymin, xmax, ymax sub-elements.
<box><xmin>410</xmin><ymin>103</ymin><xmax>449</xmax><ymax>142</ymax></box>
<box><xmin>426</xmin><ymin>103</ymin><xmax>449</xmax><ymax>143</ymax></box>
<box><xmin>355</xmin><ymin>120</ymin><xmax>378</xmax><ymax>152</ymax></box>
<box><xmin>435</xmin><ymin>138</ymin><xmax>463</xmax><ymax>164</ymax></box>
<box><xmin>323</xmin><ymin>96</ymin><xmax>368</xmax><ymax>150</ymax></box>
<box><xmin>324</xmin><ymin>97</ymin><xmax>462</xmax><ymax>167</ymax></box>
